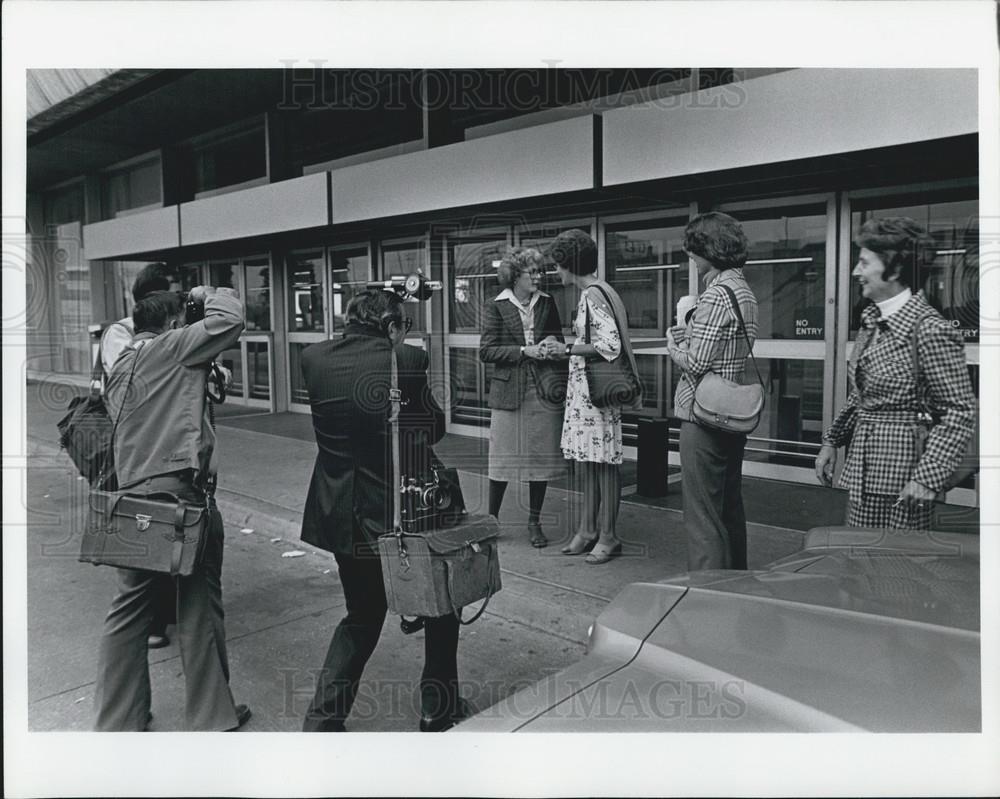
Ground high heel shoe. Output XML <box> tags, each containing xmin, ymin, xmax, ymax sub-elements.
<box><xmin>585</xmin><ymin>540</ymin><xmax>622</xmax><ymax>565</ymax></box>
<box><xmin>561</xmin><ymin>532</ymin><xmax>598</xmax><ymax>555</ymax></box>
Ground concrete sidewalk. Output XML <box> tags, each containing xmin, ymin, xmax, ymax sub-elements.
<box><xmin>23</xmin><ymin>381</ymin><xmax>809</xmax><ymax>732</ymax></box>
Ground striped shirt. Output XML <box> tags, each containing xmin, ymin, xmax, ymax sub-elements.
<box><xmin>667</xmin><ymin>268</ymin><xmax>759</xmax><ymax>421</ymax></box>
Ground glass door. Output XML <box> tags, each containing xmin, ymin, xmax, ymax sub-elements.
<box><xmin>443</xmin><ymin>228</ymin><xmax>511</xmax><ymax>431</ymax></box>
<box><xmin>715</xmin><ymin>195</ymin><xmax>836</xmax><ymax>478</ymax></box>
<box><xmin>287</xmin><ymin>249</ymin><xmax>327</xmax><ymax>407</ymax></box>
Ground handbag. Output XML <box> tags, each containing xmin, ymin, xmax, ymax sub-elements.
<box><xmin>911</xmin><ymin>314</ymin><xmax>979</xmax><ymax>491</ymax></box>
<box><xmin>691</xmin><ymin>285</ymin><xmax>766</xmax><ymax>434</ymax></box>
<box><xmin>583</xmin><ymin>284</ymin><xmax>643</xmax><ymax>409</ymax></box>
<box><xmin>57</xmin><ymin>328</ymin><xmax>119</xmax><ymax>489</ymax></box>
<box><xmin>79</xmin><ymin>342</ymin><xmax>212</xmax><ymax>576</ymax></box>
<box><xmin>378</xmin><ymin>350</ymin><xmax>501</xmax><ymax>622</ymax></box>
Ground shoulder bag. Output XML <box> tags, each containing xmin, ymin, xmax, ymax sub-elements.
<box><xmin>583</xmin><ymin>284</ymin><xmax>643</xmax><ymax>409</ymax></box>
<box><xmin>378</xmin><ymin>349</ymin><xmax>501</xmax><ymax>624</ymax></box>
<box><xmin>692</xmin><ymin>285</ymin><xmax>766</xmax><ymax>434</ymax></box>
<box><xmin>79</xmin><ymin>343</ymin><xmax>211</xmax><ymax>577</ymax></box>
<box><xmin>57</xmin><ymin>326</ymin><xmax>121</xmax><ymax>489</ymax></box>
<box><xmin>911</xmin><ymin>314</ymin><xmax>979</xmax><ymax>491</ymax></box>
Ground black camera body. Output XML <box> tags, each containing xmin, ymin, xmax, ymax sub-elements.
<box><xmin>185</xmin><ymin>295</ymin><xmax>206</xmax><ymax>325</ymax></box>
<box><xmin>399</xmin><ymin>468</ymin><xmax>466</xmax><ymax>533</ymax></box>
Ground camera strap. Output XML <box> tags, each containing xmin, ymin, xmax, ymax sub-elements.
<box><xmin>389</xmin><ymin>348</ymin><xmax>407</xmax><ymax>565</ymax></box>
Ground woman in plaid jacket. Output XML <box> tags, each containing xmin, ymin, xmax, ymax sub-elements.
<box><xmin>816</xmin><ymin>217</ymin><xmax>976</xmax><ymax>529</ymax></box>
<box><xmin>666</xmin><ymin>212</ymin><xmax>759</xmax><ymax>571</ymax></box>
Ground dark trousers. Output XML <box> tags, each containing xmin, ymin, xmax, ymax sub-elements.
<box><xmin>680</xmin><ymin>421</ymin><xmax>748</xmax><ymax>571</ymax></box>
<box><xmin>93</xmin><ymin>478</ymin><xmax>239</xmax><ymax>731</ymax></box>
<box><xmin>302</xmin><ymin>548</ymin><xmax>460</xmax><ymax>731</ymax></box>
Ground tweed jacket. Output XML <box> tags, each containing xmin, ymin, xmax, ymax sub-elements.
<box><xmin>667</xmin><ymin>268</ymin><xmax>759</xmax><ymax>422</ymax></box>
<box><xmin>479</xmin><ymin>292</ymin><xmax>566</xmax><ymax>410</ymax></box>
<box><xmin>300</xmin><ymin>328</ymin><xmax>445</xmax><ymax>556</ymax></box>
<box><xmin>823</xmin><ymin>293</ymin><xmax>975</xmax><ymax>501</ymax></box>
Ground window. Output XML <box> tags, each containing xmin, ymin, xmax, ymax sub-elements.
<box><xmin>288</xmin><ymin>251</ymin><xmax>325</xmax><ymax>333</ymax></box>
<box><xmin>381</xmin><ymin>240</ymin><xmax>428</xmax><ymax>334</ymax></box>
<box><xmin>244</xmin><ymin>258</ymin><xmax>271</xmax><ymax>332</ymax></box>
<box><xmin>102</xmin><ymin>158</ymin><xmax>162</xmax><ymax>218</ymax></box>
<box><xmin>192</xmin><ymin>124</ymin><xmax>266</xmax><ymax>195</ymax></box>
<box><xmin>449</xmin><ymin>347</ymin><xmax>491</xmax><ymax>426</ymax></box>
<box><xmin>723</xmin><ymin>204</ymin><xmax>828</xmax><ymax>341</ymax></box>
<box><xmin>447</xmin><ymin>234</ymin><xmax>508</xmax><ymax>334</ymax></box>
<box><xmin>605</xmin><ymin>217</ymin><xmax>690</xmax><ymax>334</ymax></box>
<box><xmin>330</xmin><ymin>246</ymin><xmax>370</xmax><ymax>333</ymax></box>
<box><xmin>849</xmin><ymin>197</ymin><xmax>978</xmax><ymax>343</ymax></box>
<box><xmin>745</xmin><ymin>358</ymin><xmax>825</xmax><ymax>467</ymax></box>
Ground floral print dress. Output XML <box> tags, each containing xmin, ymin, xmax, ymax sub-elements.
<box><xmin>560</xmin><ymin>288</ymin><xmax>623</xmax><ymax>464</ymax></box>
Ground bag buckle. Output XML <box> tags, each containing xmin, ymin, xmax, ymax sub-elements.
<box><xmin>135</xmin><ymin>514</ymin><xmax>152</xmax><ymax>532</ymax></box>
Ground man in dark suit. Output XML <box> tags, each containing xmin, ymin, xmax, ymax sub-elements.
<box><xmin>299</xmin><ymin>289</ymin><xmax>462</xmax><ymax>732</ymax></box>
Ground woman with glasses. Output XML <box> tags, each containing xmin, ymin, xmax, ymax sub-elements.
<box><xmin>479</xmin><ymin>247</ymin><xmax>567</xmax><ymax>548</ymax></box>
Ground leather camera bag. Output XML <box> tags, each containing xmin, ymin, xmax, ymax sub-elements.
<box><xmin>583</xmin><ymin>284</ymin><xmax>643</xmax><ymax>410</ymax></box>
<box><xmin>79</xmin><ymin>342</ymin><xmax>211</xmax><ymax>576</ymax></box>
<box><xmin>692</xmin><ymin>285</ymin><xmax>766</xmax><ymax>434</ymax></box>
<box><xmin>81</xmin><ymin>490</ymin><xmax>211</xmax><ymax>576</ymax></box>
<box><xmin>911</xmin><ymin>313</ymin><xmax>979</xmax><ymax>491</ymax></box>
<box><xmin>378</xmin><ymin>350</ymin><xmax>501</xmax><ymax>621</ymax></box>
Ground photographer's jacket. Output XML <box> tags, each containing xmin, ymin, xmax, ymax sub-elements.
<box><xmin>105</xmin><ymin>290</ymin><xmax>245</xmax><ymax>488</ymax></box>
<box><xmin>300</xmin><ymin>326</ymin><xmax>445</xmax><ymax>555</ymax></box>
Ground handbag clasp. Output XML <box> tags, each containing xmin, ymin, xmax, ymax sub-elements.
<box><xmin>135</xmin><ymin>513</ymin><xmax>152</xmax><ymax>532</ymax></box>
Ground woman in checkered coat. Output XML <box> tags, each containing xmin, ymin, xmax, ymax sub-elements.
<box><xmin>815</xmin><ymin>217</ymin><xmax>976</xmax><ymax>529</ymax></box>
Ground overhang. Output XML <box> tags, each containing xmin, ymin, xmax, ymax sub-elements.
<box><xmin>602</xmin><ymin>68</ymin><xmax>978</xmax><ymax>186</ymax></box>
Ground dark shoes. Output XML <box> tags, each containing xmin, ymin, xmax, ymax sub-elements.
<box><xmin>147</xmin><ymin>633</ymin><xmax>170</xmax><ymax>649</ymax></box>
<box><xmin>527</xmin><ymin>522</ymin><xmax>548</xmax><ymax>548</ymax></box>
<box><xmin>419</xmin><ymin>698</ymin><xmax>471</xmax><ymax>733</ymax></box>
<box><xmin>226</xmin><ymin>704</ymin><xmax>252</xmax><ymax>731</ymax></box>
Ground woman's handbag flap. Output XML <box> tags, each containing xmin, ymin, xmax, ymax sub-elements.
<box><xmin>693</xmin><ymin>373</ymin><xmax>764</xmax><ymax>422</ymax></box>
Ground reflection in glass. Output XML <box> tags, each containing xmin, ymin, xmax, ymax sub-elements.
<box><xmin>289</xmin><ymin>342</ymin><xmax>311</xmax><ymax>404</ymax></box>
<box><xmin>209</xmin><ymin>260</ymin><xmax>237</xmax><ymax>290</ymax></box>
<box><xmin>330</xmin><ymin>247</ymin><xmax>370</xmax><ymax>334</ymax></box>
<box><xmin>381</xmin><ymin>241</ymin><xmax>427</xmax><ymax>334</ymax></box>
<box><xmin>449</xmin><ymin>347</ymin><xmax>490</xmax><ymax>426</ymax></box>
<box><xmin>244</xmin><ymin>260</ymin><xmax>271</xmax><ymax>332</ymax></box>
<box><xmin>743</xmin><ymin>357</ymin><xmax>824</xmax><ymax>467</ymax></box>
<box><xmin>448</xmin><ymin>237</ymin><xmax>507</xmax><ymax>333</ymax></box>
<box><xmin>605</xmin><ymin>219</ymin><xmax>689</xmax><ymax>332</ymax></box>
<box><xmin>218</xmin><ymin>347</ymin><xmax>243</xmax><ymax>396</ymax></box>
<box><xmin>850</xmin><ymin>198</ymin><xmax>978</xmax><ymax>343</ymax></box>
<box><xmin>727</xmin><ymin>208</ymin><xmax>827</xmax><ymax>340</ymax></box>
<box><xmin>288</xmin><ymin>252</ymin><xmax>325</xmax><ymax>333</ymax></box>
<box><xmin>247</xmin><ymin>341</ymin><xmax>270</xmax><ymax>400</ymax></box>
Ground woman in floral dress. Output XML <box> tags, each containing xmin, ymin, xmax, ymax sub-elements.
<box><xmin>543</xmin><ymin>229</ymin><xmax>642</xmax><ymax>564</ymax></box>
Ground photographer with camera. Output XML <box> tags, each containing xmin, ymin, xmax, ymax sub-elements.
<box><xmin>93</xmin><ymin>285</ymin><xmax>251</xmax><ymax>731</ymax></box>
<box><xmin>299</xmin><ymin>289</ymin><xmax>466</xmax><ymax>733</ymax></box>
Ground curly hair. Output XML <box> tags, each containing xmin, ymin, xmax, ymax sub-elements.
<box><xmin>545</xmin><ymin>229</ymin><xmax>598</xmax><ymax>276</ymax></box>
<box><xmin>132</xmin><ymin>262</ymin><xmax>180</xmax><ymax>302</ymax></box>
<box><xmin>855</xmin><ymin>216</ymin><xmax>935</xmax><ymax>289</ymax></box>
<box><xmin>496</xmin><ymin>247</ymin><xmax>544</xmax><ymax>289</ymax></box>
<box><xmin>684</xmin><ymin>212</ymin><xmax>749</xmax><ymax>271</ymax></box>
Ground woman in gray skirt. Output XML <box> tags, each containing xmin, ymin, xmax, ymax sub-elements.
<box><xmin>479</xmin><ymin>247</ymin><xmax>568</xmax><ymax>548</ymax></box>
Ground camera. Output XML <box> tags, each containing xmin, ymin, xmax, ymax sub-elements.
<box><xmin>399</xmin><ymin>468</ymin><xmax>466</xmax><ymax>533</ymax></box>
<box><xmin>367</xmin><ymin>272</ymin><xmax>442</xmax><ymax>302</ymax></box>
<box><xmin>184</xmin><ymin>294</ymin><xmax>205</xmax><ymax>325</ymax></box>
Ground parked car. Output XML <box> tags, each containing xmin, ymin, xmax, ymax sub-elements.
<box><xmin>457</xmin><ymin>527</ymin><xmax>980</xmax><ymax>732</ymax></box>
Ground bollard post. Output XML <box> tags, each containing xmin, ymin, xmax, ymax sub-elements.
<box><xmin>636</xmin><ymin>417</ymin><xmax>671</xmax><ymax>497</ymax></box>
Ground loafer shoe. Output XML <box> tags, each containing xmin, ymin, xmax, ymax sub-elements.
<box><xmin>419</xmin><ymin>698</ymin><xmax>471</xmax><ymax>732</ymax></box>
<box><xmin>147</xmin><ymin>633</ymin><xmax>170</xmax><ymax>649</ymax></box>
<box><xmin>226</xmin><ymin>704</ymin><xmax>252</xmax><ymax>731</ymax></box>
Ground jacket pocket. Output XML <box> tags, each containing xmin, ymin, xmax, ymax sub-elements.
<box><xmin>491</xmin><ymin>367</ymin><xmax>511</xmax><ymax>382</ymax></box>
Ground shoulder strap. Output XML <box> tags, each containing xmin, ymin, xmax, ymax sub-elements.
<box><xmin>389</xmin><ymin>348</ymin><xmax>402</xmax><ymax>533</ymax></box>
<box><xmin>718</xmin><ymin>284</ymin><xmax>764</xmax><ymax>389</ymax></box>
<box><xmin>98</xmin><ymin>343</ymin><xmax>142</xmax><ymax>487</ymax></box>
<box><xmin>910</xmin><ymin>310</ymin><xmax>938</xmax><ymax>419</ymax></box>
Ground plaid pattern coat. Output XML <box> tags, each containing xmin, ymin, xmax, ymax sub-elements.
<box><xmin>669</xmin><ymin>268</ymin><xmax>759</xmax><ymax>421</ymax></box>
<box><xmin>823</xmin><ymin>293</ymin><xmax>975</xmax><ymax>512</ymax></box>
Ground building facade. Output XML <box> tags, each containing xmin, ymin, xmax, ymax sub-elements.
<box><xmin>26</xmin><ymin>67</ymin><xmax>980</xmax><ymax>503</ymax></box>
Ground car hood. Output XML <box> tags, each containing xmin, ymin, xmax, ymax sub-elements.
<box><xmin>459</xmin><ymin>532</ymin><xmax>980</xmax><ymax>733</ymax></box>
